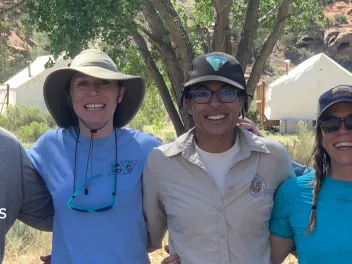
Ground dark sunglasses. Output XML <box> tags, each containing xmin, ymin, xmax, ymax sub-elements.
<box><xmin>185</xmin><ymin>84</ymin><xmax>240</xmax><ymax>104</ymax></box>
<box><xmin>319</xmin><ymin>115</ymin><xmax>352</xmax><ymax>133</ymax></box>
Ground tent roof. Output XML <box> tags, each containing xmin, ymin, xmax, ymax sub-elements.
<box><xmin>4</xmin><ymin>55</ymin><xmax>60</xmax><ymax>89</ymax></box>
<box><xmin>268</xmin><ymin>53</ymin><xmax>352</xmax><ymax>88</ymax></box>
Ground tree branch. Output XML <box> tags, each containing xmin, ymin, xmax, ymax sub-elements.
<box><xmin>212</xmin><ymin>0</ymin><xmax>233</xmax><ymax>53</ymax></box>
<box><xmin>142</xmin><ymin>1</ymin><xmax>185</xmax><ymax>102</ymax></box>
<box><xmin>198</xmin><ymin>26</ymin><xmax>211</xmax><ymax>53</ymax></box>
<box><xmin>235</xmin><ymin>0</ymin><xmax>260</xmax><ymax>71</ymax></box>
<box><xmin>246</xmin><ymin>0</ymin><xmax>293</xmax><ymax>100</ymax></box>
<box><xmin>141</xmin><ymin>1</ymin><xmax>194</xmax><ymax>132</ymax></box>
<box><xmin>136</xmin><ymin>24</ymin><xmax>165</xmax><ymax>51</ymax></box>
<box><xmin>131</xmin><ymin>27</ymin><xmax>185</xmax><ymax>135</ymax></box>
<box><xmin>148</xmin><ymin>0</ymin><xmax>194</xmax><ymax>76</ymax></box>
<box><xmin>258</xmin><ymin>2</ymin><xmax>281</xmax><ymax>26</ymax></box>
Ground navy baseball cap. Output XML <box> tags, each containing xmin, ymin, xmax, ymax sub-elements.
<box><xmin>318</xmin><ymin>85</ymin><xmax>352</xmax><ymax>119</ymax></box>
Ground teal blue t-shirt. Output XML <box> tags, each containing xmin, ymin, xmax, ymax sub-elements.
<box><xmin>270</xmin><ymin>170</ymin><xmax>352</xmax><ymax>263</ymax></box>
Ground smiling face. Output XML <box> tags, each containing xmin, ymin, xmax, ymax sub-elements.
<box><xmin>321</xmin><ymin>102</ymin><xmax>352</xmax><ymax>168</ymax></box>
<box><xmin>69</xmin><ymin>73</ymin><xmax>125</xmax><ymax>130</ymax></box>
<box><xmin>187</xmin><ymin>81</ymin><xmax>244</xmax><ymax>138</ymax></box>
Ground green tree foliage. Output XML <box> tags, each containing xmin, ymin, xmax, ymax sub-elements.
<box><xmin>22</xmin><ymin>0</ymin><xmax>144</xmax><ymax>59</ymax></box>
<box><xmin>116</xmin><ymin>46</ymin><xmax>166</xmax><ymax>132</ymax></box>
<box><xmin>22</xmin><ymin>0</ymin><xmax>327</xmax><ymax>135</ymax></box>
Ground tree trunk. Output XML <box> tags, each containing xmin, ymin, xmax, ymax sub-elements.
<box><xmin>235</xmin><ymin>0</ymin><xmax>260</xmax><ymax>71</ymax></box>
<box><xmin>212</xmin><ymin>0</ymin><xmax>233</xmax><ymax>54</ymax></box>
<box><xmin>148</xmin><ymin>0</ymin><xmax>194</xmax><ymax>76</ymax></box>
<box><xmin>246</xmin><ymin>0</ymin><xmax>293</xmax><ymax>98</ymax></box>
<box><xmin>142</xmin><ymin>2</ymin><xmax>184</xmax><ymax>102</ymax></box>
<box><xmin>144</xmin><ymin>0</ymin><xmax>195</xmax><ymax>132</ymax></box>
<box><xmin>132</xmin><ymin>29</ymin><xmax>185</xmax><ymax>136</ymax></box>
<box><xmin>141</xmin><ymin>2</ymin><xmax>194</xmax><ymax>132</ymax></box>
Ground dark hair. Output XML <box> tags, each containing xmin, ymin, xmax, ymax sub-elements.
<box><xmin>306</xmin><ymin>122</ymin><xmax>331</xmax><ymax>233</ymax></box>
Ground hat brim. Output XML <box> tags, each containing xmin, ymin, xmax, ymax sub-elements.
<box><xmin>43</xmin><ymin>66</ymin><xmax>145</xmax><ymax>128</ymax></box>
<box><xmin>318</xmin><ymin>98</ymin><xmax>352</xmax><ymax>119</ymax></box>
<box><xmin>184</xmin><ymin>75</ymin><xmax>245</xmax><ymax>90</ymax></box>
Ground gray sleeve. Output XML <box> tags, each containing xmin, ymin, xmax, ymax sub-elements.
<box><xmin>18</xmin><ymin>143</ymin><xmax>54</xmax><ymax>231</ymax></box>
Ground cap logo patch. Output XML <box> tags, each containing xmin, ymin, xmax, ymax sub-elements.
<box><xmin>206</xmin><ymin>56</ymin><xmax>228</xmax><ymax>71</ymax></box>
<box><xmin>332</xmin><ymin>85</ymin><xmax>352</xmax><ymax>98</ymax></box>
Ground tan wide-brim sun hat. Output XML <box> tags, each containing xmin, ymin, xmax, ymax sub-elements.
<box><xmin>43</xmin><ymin>49</ymin><xmax>145</xmax><ymax>128</ymax></box>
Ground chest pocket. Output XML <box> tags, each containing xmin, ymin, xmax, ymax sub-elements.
<box><xmin>160</xmin><ymin>159</ymin><xmax>219</xmax><ymax>236</ymax></box>
<box><xmin>226</xmin><ymin>153</ymin><xmax>275</xmax><ymax>236</ymax></box>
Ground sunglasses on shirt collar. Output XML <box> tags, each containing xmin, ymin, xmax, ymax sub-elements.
<box><xmin>319</xmin><ymin>114</ymin><xmax>352</xmax><ymax>133</ymax></box>
<box><xmin>184</xmin><ymin>83</ymin><xmax>243</xmax><ymax>104</ymax></box>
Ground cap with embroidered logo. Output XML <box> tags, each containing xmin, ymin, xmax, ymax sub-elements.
<box><xmin>184</xmin><ymin>52</ymin><xmax>247</xmax><ymax>91</ymax></box>
<box><xmin>318</xmin><ymin>85</ymin><xmax>352</xmax><ymax>119</ymax></box>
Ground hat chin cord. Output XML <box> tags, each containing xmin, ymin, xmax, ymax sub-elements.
<box><xmin>79</xmin><ymin>118</ymin><xmax>111</xmax><ymax>135</ymax></box>
<box><xmin>76</xmin><ymin>118</ymin><xmax>111</xmax><ymax>195</ymax></box>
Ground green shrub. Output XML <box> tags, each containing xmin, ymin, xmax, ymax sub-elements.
<box><xmin>298</xmin><ymin>48</ymin><xmax>315</xmax><ymax>64</ymax></box>
<box><xmin>5</xmin><ymin>105</ymin><xmax>45</xmax><ymax>131</ymax></box>
<box><xmin>247</xmin><ymin>96</ymin><xmax>259</xmax><ymax>125</ymax></box>
<box><xmin>160</xmin><ymin>130</ymin><xmax>176</xmax><ymax>143</ymax></box>
<box><xmin>280</xmin><ymin>32</ymin><xmax>297</xmax><ymax>46</ymax></box>
<box><xmin>247</xmin><ymin>108</ymin><xmax>258</xmax><ymax>125</ymax></box>
<box><xmin>334</xmin><ymin>14</ymin><xmax>347</xmax><ymax>24</ymax></box>
<box><xmin>0</xmin><ymin>106</ymin><xmax>56</xmax><ymax>141</ymax></box>
<box><xmin>45</xmin><ymin>112</ymin><xmax>56</xmax><ymax>128</ymax></box>
<box><xmin>15</xmin><ymin>121</ymin><xmax>51</xmax><ymax>142</ymax></box>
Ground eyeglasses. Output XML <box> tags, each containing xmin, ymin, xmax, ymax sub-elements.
<box><xmin>319</xmin><ymin>115</ymin><xmax>352</xmax><ymax>133</ymax></box>
<box><xmin>185</xmin><ymin>85</ymin><xmax>240</xmax><ymax>104</ymax></box>
<box><xmin>66</xmin><ymin>174</ymin><xmax>116</xmax><ymax>213</ymax></box>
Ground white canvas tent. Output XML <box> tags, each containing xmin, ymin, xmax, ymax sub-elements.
<box><xmin>1</xmin><ymin>55</ymin><xmax>71</xmax><ymax>112</ymax></box>
<box><xmin>265</xmin><ymin>53</ymin><xmax>352</xmax><ymax>120</ymax></box>
<box><xmin>263</xmin><ymin>53</ymin><xmax>352</xmax><ymax>132</ymax></box>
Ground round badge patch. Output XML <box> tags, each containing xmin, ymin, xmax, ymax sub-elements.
<box><xmin>249</xmin><ymin>175</ymin><xmax>266</xmax><ymax>197</ymax></box>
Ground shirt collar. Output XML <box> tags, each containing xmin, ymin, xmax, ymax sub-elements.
<box><xmin>163</xmin><ymin>126</ymin><xmax>270</xmax><ymax>162</ymax></box>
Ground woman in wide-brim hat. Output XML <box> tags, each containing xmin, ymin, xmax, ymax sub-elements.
<box><xmin>27</xmin><ymin>49</ymin><xmax>168</xmax><ymax>264</ymax></box>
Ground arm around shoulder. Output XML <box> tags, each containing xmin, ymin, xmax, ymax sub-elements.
<box><xmin>270</xmin><ymin>178</ymin><xmax>298</xmax><ymax>264</ymax></box>
<box><xmin>19</xmin><ymin>136</ymin><xmax>54</xmax><ymax>231</ymax></box>
<box><xmin>265</xmin><ymin>139</ymin><xmax>296</xmax><ymax>183</ymax></box>
<box><xmin>142</xmin><ymin>148</ymin><xmax>167</xmax><ymax>252</ymax></box>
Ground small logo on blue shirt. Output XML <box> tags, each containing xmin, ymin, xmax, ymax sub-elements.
<box><xmin>109</xmin><ymin>160</ymin><xmax>137</xmax><ymax>175</ymax></box>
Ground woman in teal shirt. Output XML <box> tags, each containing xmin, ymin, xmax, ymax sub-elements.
<box><xmin>270</xmin><ymin>85</ymin><xmax>352</xmax><ymax>263</ymax></box>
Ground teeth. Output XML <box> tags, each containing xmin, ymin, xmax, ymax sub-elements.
<box><xmin>85</xmin><ymin>104</ymin><xmax>105</xmax><ymax>110</ymax></box>
<box><xmin>335</xmin><ymin>142</ymin><xmax>352</xmax><ymax>147</ymax></box>
<box><xmin>207</xmin><ymin>115</ymin><xmax>226</xmax><ymax>120</ymax></box>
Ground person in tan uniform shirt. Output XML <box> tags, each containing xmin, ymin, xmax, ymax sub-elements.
<box><xmin>143</xmin><ymin>52</ymin><xmax>295</xmax><ymax>264</ymax></box>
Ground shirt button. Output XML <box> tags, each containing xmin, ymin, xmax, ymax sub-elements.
<box><xmin>220</xmin><ymin>235</ymin><xmax>226</xmax><ymax>239</ymax></box>
<box><xmin>219</xmin><ymin>208</ymin><xmax>224</xmax><ymax>213</ymax></box>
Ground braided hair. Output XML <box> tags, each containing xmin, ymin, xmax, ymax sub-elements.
<box><xmin>306</xmin><ymin>123</ymin><xmax>331</xmax><ymax>233</ymax></box>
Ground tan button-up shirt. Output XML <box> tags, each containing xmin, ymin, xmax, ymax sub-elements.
<box><xmin>143</xmin><ymin>127</ymin><xmax>295</xmax><ymax>264</ymax></box>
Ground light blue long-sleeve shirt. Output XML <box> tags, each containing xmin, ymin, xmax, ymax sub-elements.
<box><xmin>28</xmin><ymin>127</ymin><xmax>161</xmax><ymax>264</ymax></box>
